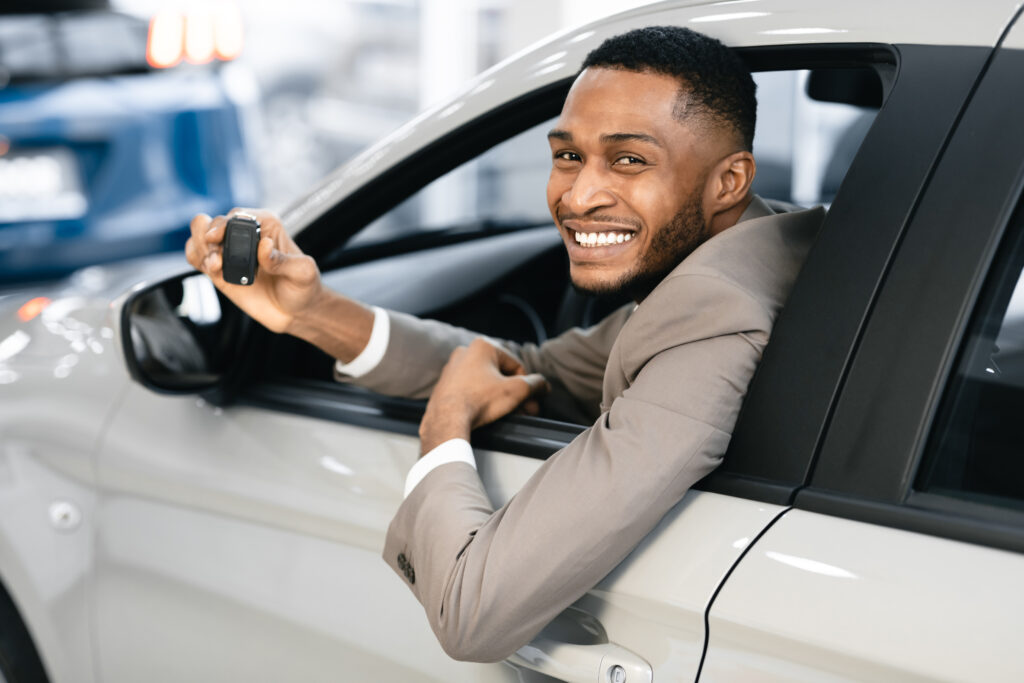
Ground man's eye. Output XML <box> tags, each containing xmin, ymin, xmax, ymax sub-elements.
<box><xmin>614</xmin><ymin>155</ymin><xmax>645</xmax><ymax>166</ymax></box>
<box><xmin>554</xmin><ymin>151</ymin><xmax>581</xmax><ymax>163</ymax></box>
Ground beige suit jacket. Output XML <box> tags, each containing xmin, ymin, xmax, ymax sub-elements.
<box><xmin>350</xmin><ymin>197</ymin><xmax>824</xmax><ymax>662</ymax></box>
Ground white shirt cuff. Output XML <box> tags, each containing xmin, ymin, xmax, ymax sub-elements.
<box><xmin>404</xmin><ymin>438</ymin><xmax>476</xmax><ymax>498</ymax></box>
<box><xmin>334</xmin><ymin>305</ymin><xmax>390</xmax><ymax>378</ymax></box>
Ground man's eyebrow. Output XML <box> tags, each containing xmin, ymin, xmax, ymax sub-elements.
<box><xmin>600</xmin><ymin>132</ymin><xmax>663</xmax><ymax>148</ymax></box>
<box><xmin>547</xmin><ymin>130</ymin><xmax>665</xmax><ymax>148</ymax></box>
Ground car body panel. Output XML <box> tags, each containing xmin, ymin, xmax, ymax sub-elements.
<box><xmin>701</xmin><ymin>509</ymin><xmax>1024</xmax><ymax>682</ymax></box>
<box><xmin>0</xmin><ymin>287</ymin><xmax>127</xmax><ymax>683</ymax></box>
<box><xmin>91</xmin><ymin>388</ymin><xmax>784</xmax><ymax>681</ymax></box>
<box><xmin>1</xmin><ymin>1</ymin><xmax>1023</xmax><ymax>681</ymax></box>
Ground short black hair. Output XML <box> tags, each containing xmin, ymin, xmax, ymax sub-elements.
<box><xmin>581</xmin><ymin>26</ymin><xmax>756</xmax><ymax>150</ymax></box>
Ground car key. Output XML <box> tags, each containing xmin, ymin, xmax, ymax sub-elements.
<box><xmin>221</xmin><ymin>213</ymin><xmax>260</xmax><ymax>285</ymax></box>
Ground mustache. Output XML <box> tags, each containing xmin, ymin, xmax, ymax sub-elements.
<box><xmin>556</xmin><ymin>212</ymin><xmax>641</xmax><ymax>230</ymax></box>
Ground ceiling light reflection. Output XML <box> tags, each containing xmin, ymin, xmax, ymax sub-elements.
<box><xmin>765</xmin><ymin>551</ymin><xmax>858</xmax><ymax>579</ymax></box>
<box><xmin>760</xmin><ymin>27</ymin><xmax>848</xmax><ymax>35</ymax></box>
<box><xmin>532</xmin><ymin>63</ymin><xmax>566</xmax><ymax>79</ymax></box>
<box><xmin>0</xmin><ymin>330</ymin><xmax>30</xmax><ymax>362</ymax></box>
<box><xmin>320</xmin><ymin>456</ymin><xmax>354</xmax><ymax>477</ymax></box>
<box><xmin>690</xmin><ymin>11</ymin><xmax>769</xmax><ymax>23</ymax></box>
<box><xmin>536</xmin><ymin>51</ymin><xmax>567</xmax><ymax>67</ymax></box>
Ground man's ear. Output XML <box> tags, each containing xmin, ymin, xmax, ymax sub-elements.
<box><xmin>707</xmin><ymin>150</ymin><xmax>756</xmax><ymax>214</ymax></box>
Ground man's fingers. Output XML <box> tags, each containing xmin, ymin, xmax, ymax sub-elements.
<box><xmin>203</xmin><ymin>250</ymin><xmax>223</xmax><ymax>277</ymax></box>
<box><xmin>490</xmin><ymin>343</ymin><xmax>526</xmax><ymax>377</ymax></box>
<box><xmin>518</xmin><ymin>373</ymin><xmax>549</xmax><ymax>396</ymax></box>
<box><xmin>184</xmin><ymin>236</ymin><xmax>201</xmax><ymax>270</ymax></box>
<box><xmin>520</xmin><ymin>399</ymin><xmax>541</xmax><ymax>416</ymax></box>
<box><xmin>205</xmin><ymin>215</ymin><xmax>228</xmax><ymax>244</ymax></box>
<box><xmin>188</xmin><ymin>214</ymin><xmax>213</xmax><ymax>265</ymax></box>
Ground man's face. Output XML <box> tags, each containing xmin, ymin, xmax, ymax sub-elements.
<box><xmin>547</xmin><ymin>67</ymin><xmax>723</xmax><ymax>299</ymax></box>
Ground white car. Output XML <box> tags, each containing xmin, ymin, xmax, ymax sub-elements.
<box><xmin>3</xmin><ymin>0</ymin><xmax>1024</xmax><ymax>681</ymax></box>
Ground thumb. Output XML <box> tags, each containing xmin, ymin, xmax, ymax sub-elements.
<box><xmin>518</xmin><ymin>373</ymin><xmax>549</xmax><ymax>398</ymax></box>
<box><xmin>258</xmin><ymin>237</ymin><xmax>318</xmax><ymax>284</ymax></box>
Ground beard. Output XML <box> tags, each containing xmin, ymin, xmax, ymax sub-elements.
<box><xmin>571</xmin><ymin>189</ymin><xmax>708</xmax><ymax>301</ymax></box>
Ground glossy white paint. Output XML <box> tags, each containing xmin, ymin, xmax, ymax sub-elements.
<box><xmin>91</xmin><ymin>385</ymin><xmax>786</xmax><ymax>681</ymax></box>
<box><xmin>284</xmin><ymin>0</ymin><xmax>1023</xmax><ymax>233</ymax></box>
<box><xmin>94</xmin><ymin>394</ymin><xmax>514</xmax><ymax>682</ymax></box>
<box><xmin>574</xmin><ymin>492</ymin><xmax>784</xmax><ymax>680</ymax></box>
<box><xmin>0</xmin><ymin>272</ymin><xmax>142</xmax><ymax>683</ymax></box>
<box><xmin>479</xmin><ymin>440</ymin><xmax>787</xmax><ymax>678</ymax></box>
<box><xmin>1000</xmin><ymin>2</ymin><xmax>1024</xmax><ymax>48</ymax></box>
<box><xmin>702</xmin><ymin>509</ymin><xmax>1024</xmax><ymax>682</ymax></box>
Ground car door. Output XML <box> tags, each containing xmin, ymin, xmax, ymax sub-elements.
<box><xmin>701</xmin><ymin>17</ymin><xmax>1024</xmax><ymax>682</ymax></box>
<box><xmin>90</xmin><ymin>39</ymin><xmax>991</xmax><ymax>683</ymax></box>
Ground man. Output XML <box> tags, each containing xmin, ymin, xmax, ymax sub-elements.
<box><xmin>186</xmin><ymin>26</ymin><xmax>823</xmax><ymax>663</ymax></box>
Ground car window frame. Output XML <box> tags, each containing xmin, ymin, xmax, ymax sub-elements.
<box><xmin>228</xmin><ymin>43</ymin><xmax>963</xmax><ymax>505</ymax></box>
<box><xmin>795</xmin><ymin>31</ymin><xmax>1024</xmax><ymax>553</ymax></box>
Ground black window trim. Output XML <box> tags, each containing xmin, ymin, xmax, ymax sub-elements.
<box><xmin>796</xmin><ymin>30</ymin><xmax>1024</xmax><ymax>553</ymax></box>
<box><xmin>797</xmin><ymin>488</ymin><xmax>1024</xmax><ymax>554</ymax></box>
<box><xmin>719</xmin><ymin>43</ymin><xmax>994</xmax><ymax>503</ymax></box>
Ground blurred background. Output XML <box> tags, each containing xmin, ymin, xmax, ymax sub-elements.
<box><xmin>0</xmin><ymin>0</ymin><xmax>866</xmax><ymax>283</ymax></box>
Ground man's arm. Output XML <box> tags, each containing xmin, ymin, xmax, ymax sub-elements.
<box><xmin>338</xmin><ymin>305</ymin><xmax>629</xmax><ymax>423</ymax></box>
<box><xmin>187</xmin><ymin>209</ymin><xmax>618</xmax><ymax>409</ymax></box>
<box><xmin>384</xmin><ymin>277</ymin><xmax>770</xmax><ymax>662</ymax></box>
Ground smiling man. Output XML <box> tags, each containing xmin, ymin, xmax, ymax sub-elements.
<box><xmin>186</xmin><ymin>26</ymin><xmax>823</xmax><ymax>663</ymax></box>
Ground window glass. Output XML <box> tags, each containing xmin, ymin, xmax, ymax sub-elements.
<box><xmin>352</xmin><ymin>69</ymin><xmax>879</xmax><ymax>245</ymax></box>
<box><xmin>918</xmin><ymin>204</ymin><xmax>1024</xmax><ymax>511</ymax></box>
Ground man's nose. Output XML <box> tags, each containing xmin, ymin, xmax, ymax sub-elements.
<box><xmin>563</xmin><ymin>164</ymin><xmax>616</xmax><ymax>214</ymax></box>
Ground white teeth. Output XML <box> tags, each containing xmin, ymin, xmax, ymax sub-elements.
<box><xmin>572</xmin><ymin>230</ymin><xmax>634</xmax><ymax>248</ymax></box>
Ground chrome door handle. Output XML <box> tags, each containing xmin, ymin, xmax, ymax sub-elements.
<box><xmin>508</xmin><ymin>636</ymin><xmax>654</xmax><ymax>683</ymax></box>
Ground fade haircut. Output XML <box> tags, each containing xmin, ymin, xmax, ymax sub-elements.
<box><xmin>581</xmin><ymin>26</ymin><xmax>757</xmax><ymax>151</ymax></box>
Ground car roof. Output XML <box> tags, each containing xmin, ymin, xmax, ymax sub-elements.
<box><xmin>284</xmin><ymin>0</ymin><xmax>1023</xmax><ymax>233</ymax></box>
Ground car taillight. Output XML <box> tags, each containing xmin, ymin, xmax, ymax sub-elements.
<box><xmin>146</xmin><ymin>4</ymin><xmax>244</xmax><ymax>69</ymax></box>
<box><xmin>17</xmin><ymin>297</ymin><xmax>50</xmax><ymax>323</ymax></box>
<box><xmin>147</xmin><ymin>10</ymin><xmax>186</xmax><ymax>68</ymax></box>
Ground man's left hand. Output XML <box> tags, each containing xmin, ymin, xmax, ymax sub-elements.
<box><xmin>419</xmin><ymin>338</ymin><xmax>548</xmax><ymax>455</ymax></box>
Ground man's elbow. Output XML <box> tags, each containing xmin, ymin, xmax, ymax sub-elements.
<box><xmin>434</xmin><ymin>620</ymin><xmax>525</xmax><ymax>663</ymax></box>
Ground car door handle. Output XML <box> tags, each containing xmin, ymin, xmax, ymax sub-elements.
<box><xmin>508</xmin><ymin>636</ymin><xmax>654</xmax><ymax>683</ymax></box>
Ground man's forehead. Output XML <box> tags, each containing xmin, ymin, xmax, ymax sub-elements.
<box><xmin>552</xmin><ymin>67</ymin><xmax>687</xmax><ymax>139</ymax></box>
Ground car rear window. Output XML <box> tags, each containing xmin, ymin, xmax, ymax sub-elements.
<box><xmin>918</xmin><ymin>197</ymin><xmax>1024</xmax><ymax>511</ymax></box>
<box><xmin>0</xmin><ymin>10</ymin><xmax>148</xmax><ymax>82</ymax></box>
<box><xmin>351</xmin><ymin>67</ymin><xmax>880</xmax><ymax>246</ymax></box>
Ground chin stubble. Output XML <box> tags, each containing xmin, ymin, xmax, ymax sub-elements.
<box><xmin>572</xmin><ymin>190</ymin><xmax>708</xmax><ymax>301</ymax></box>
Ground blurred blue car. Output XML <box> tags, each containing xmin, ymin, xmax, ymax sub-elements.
<box><xmin>0</xmin><ymin>1</ymin><xmax>259</xmax><ymax>282</ymax></box>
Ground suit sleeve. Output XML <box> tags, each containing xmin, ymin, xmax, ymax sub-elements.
<box><xmin>381</xmin><ymin>276</ymin><xmax>772</xmax><ymax>662</ymax></box>
<box><xmin>336</xmin><ymin>306</ymin><xmax>630</xmax><ymax>423</ymax></box>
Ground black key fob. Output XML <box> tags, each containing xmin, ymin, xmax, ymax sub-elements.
<box><xmin>222</xmin><ymin>213</ymin><xmax>260</xmax><ymax>285</ymax></box>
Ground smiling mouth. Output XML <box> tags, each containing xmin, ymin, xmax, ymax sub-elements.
<box><xmin>571</xmin><ymin>229</ymin><xmax>634</xmax><ymax>248</ymax></box>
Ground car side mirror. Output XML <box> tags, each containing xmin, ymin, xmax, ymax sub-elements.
<box><xmin>121</xmin><ymin>272</ymin><xmax>247</xmax><ymax>394</ymax></box>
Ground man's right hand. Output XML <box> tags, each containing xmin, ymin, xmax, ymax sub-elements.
<box><xmin>185</xmin><ymin>209</ymin><xmax>322</xmax><ymax>334</ymax></box>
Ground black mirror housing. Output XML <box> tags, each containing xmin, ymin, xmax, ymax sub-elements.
<box><xmin>121</xmin><ymin>271</ymin><xmax>249</xmax><ymax>395</ymax></box>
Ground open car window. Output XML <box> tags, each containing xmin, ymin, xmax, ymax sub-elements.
<box><xmin>247</xmin><ymin>56</ymin><xmax>891</xmax><ymax>487</ymax></box>
<box><xmin>344</xmin><ymin>68</ymin><xmax>879</xmax><ymax>249</ymax></box>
